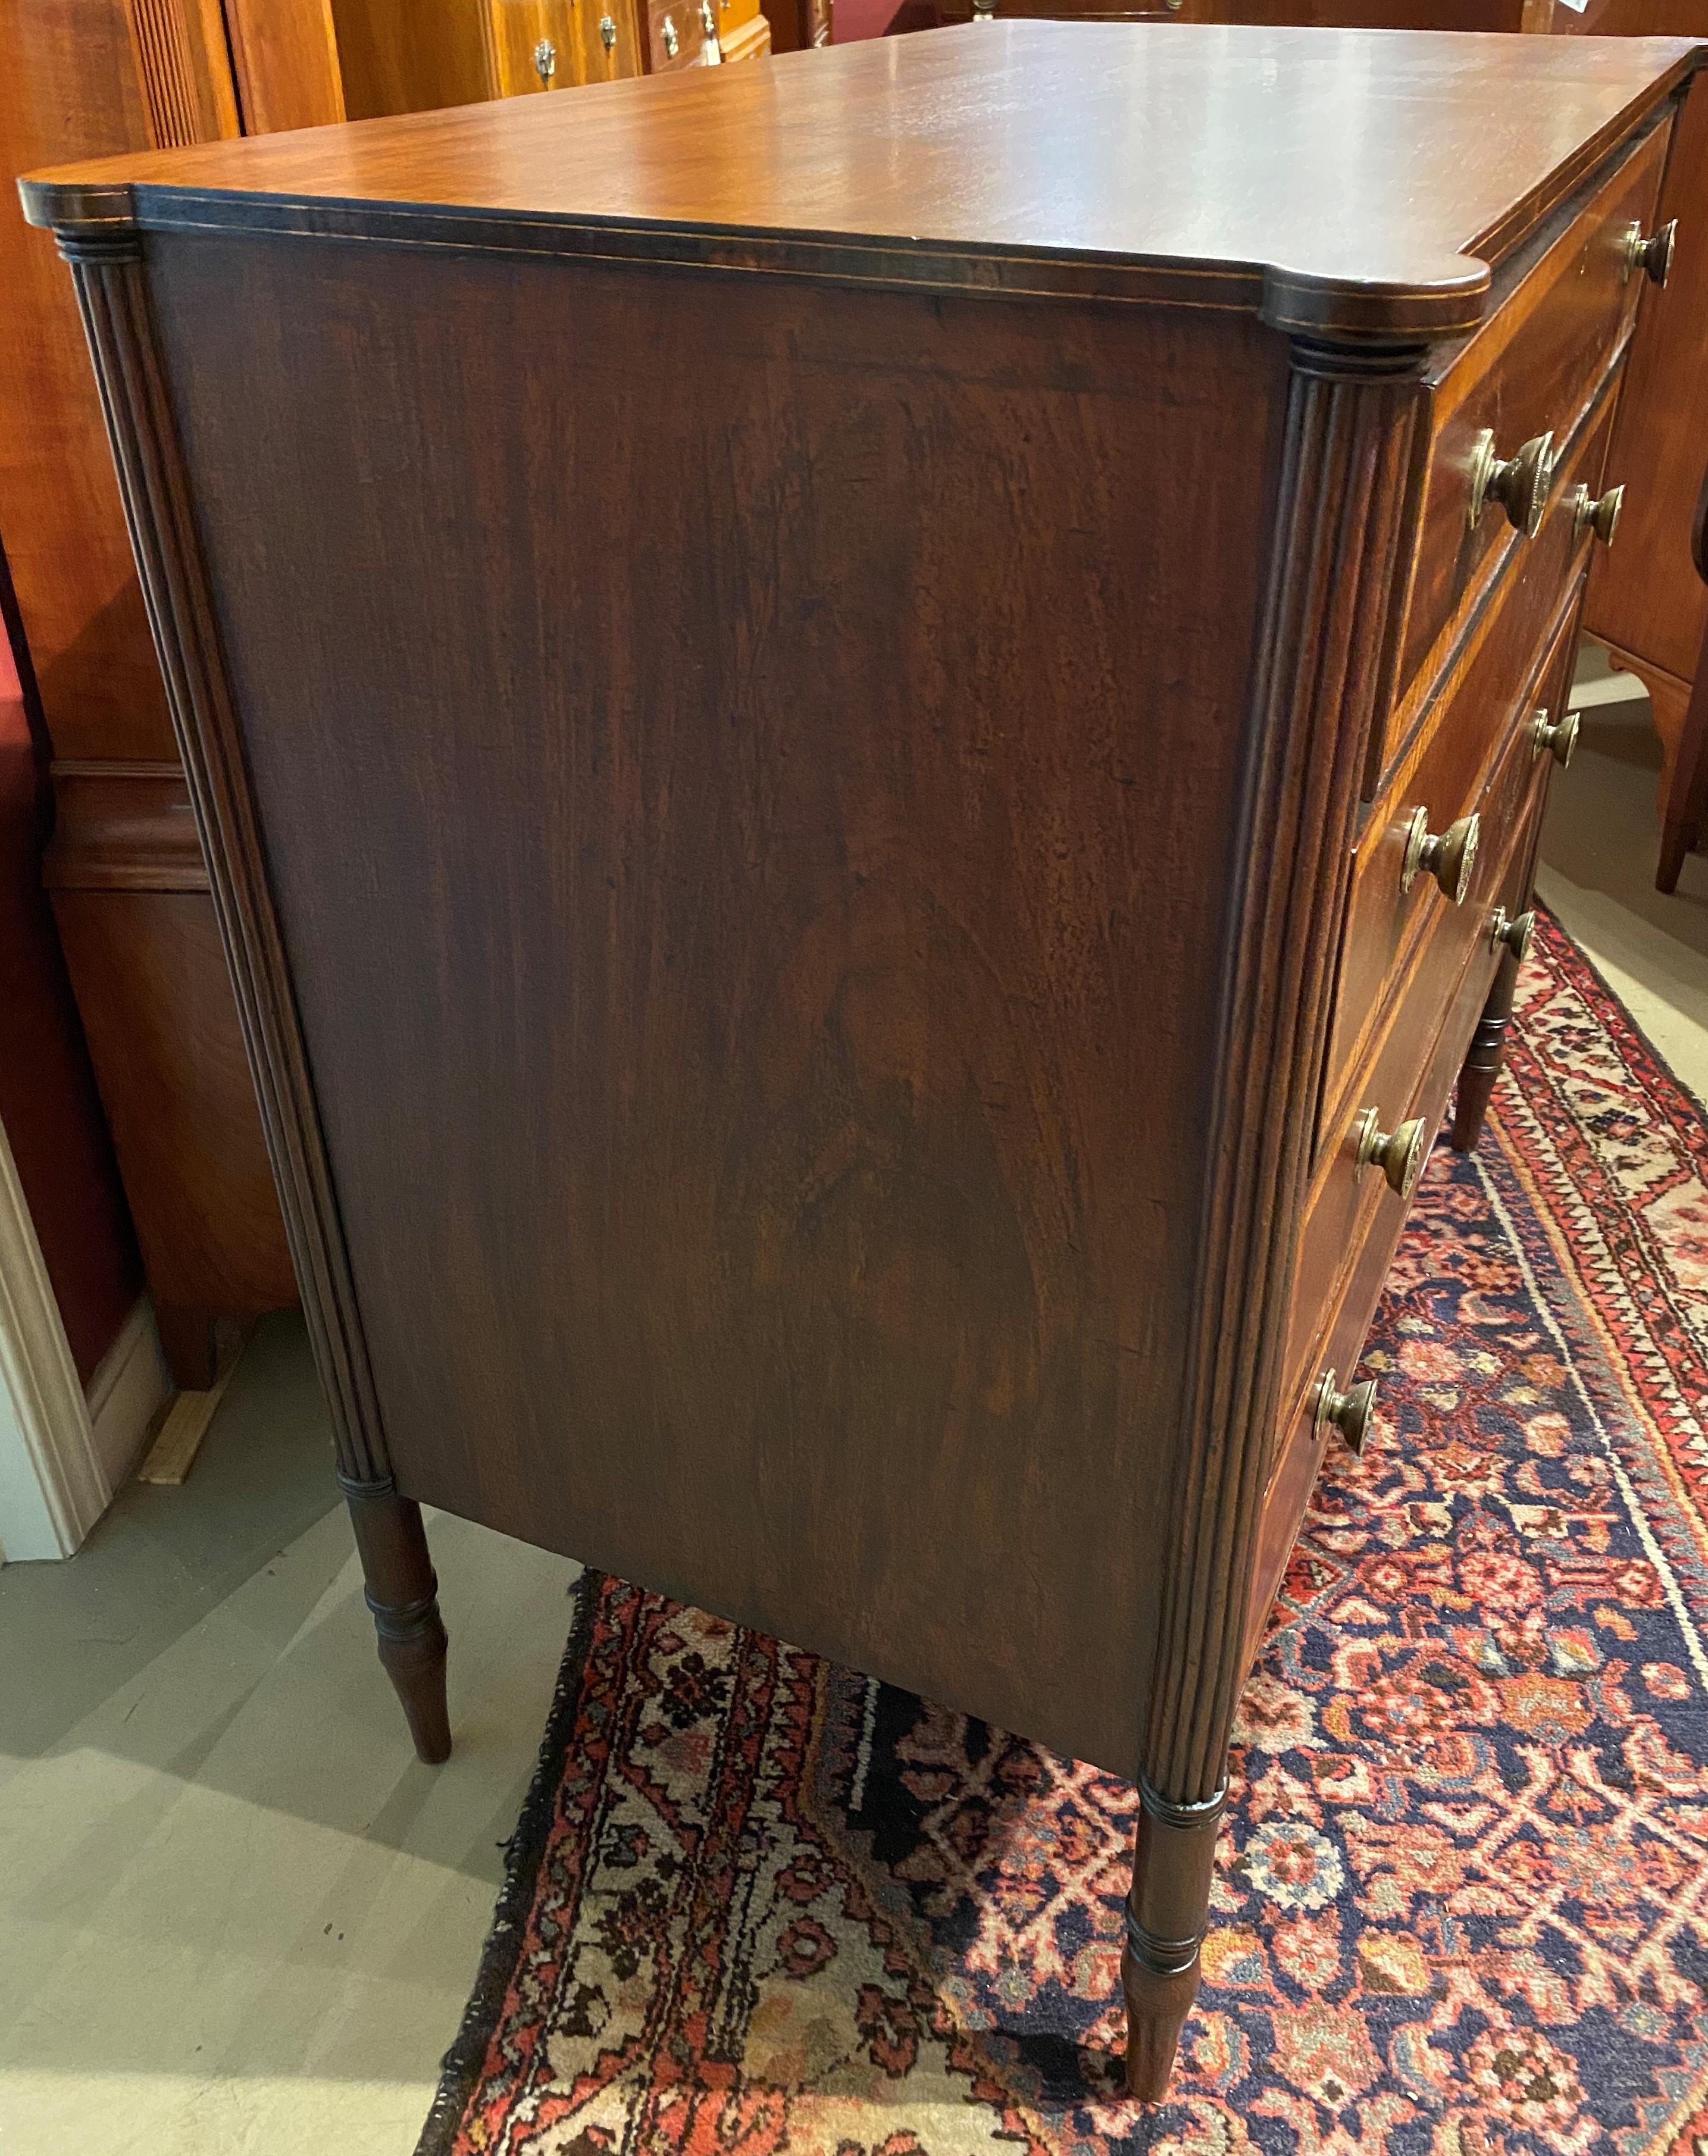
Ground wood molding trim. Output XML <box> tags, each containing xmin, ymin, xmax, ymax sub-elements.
<box><xmin>46</xmin><ymin>759</ymin><xmax>208</xmax><ymax>891</ymax></box>
<box><xmin>0</xmin><ymin>1115</ymin><xmax>110</xmax><ymax>1560</ymax></box>
<box><xmin>86</xmin><ymin>1296</ymin><xmax>173</xmax><ymax>1492</ymax></box>
<box><xmin>124</xmin><ymin>0</ymin><xmax>242</xmax><ymax>149</ymax></box>
<box><xmin>57</xmin><ymin>217</ymin><xmax>390</xmax><ymax>1487</ymax></box>
<box><xmin>1145</xmin><ymin>337</ymin><xmax>1423</xmax><ymax>1807</ymax></box>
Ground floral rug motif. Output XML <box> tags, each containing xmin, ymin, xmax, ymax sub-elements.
<box><xmin>418</xmin><ymin>915</ymin><xmax>1708</xmax><ymax>2156</ymax></box>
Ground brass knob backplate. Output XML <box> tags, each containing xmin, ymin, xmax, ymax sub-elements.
<box><xmin>1572</xmin><ymin>481</ymin><xmax>1624</xmax><ymax>547</ymax></box>
<box><xmin>1625</xmin><ymin>218</ymin><xmax>1677</xmax><ymax>288</ymax></box>
<box><xmin>1468</xmin><ymin>428</ymin><xmax>1555</xmax><ymax>537</ymax></box>
<box><xmin>661</xmin><ymin>12</ymin><xmax>679</xmax><ymax>52</ymax></box>
<box><xmin>1315</xmin><ymin>1370</ymin><xmax>1378</xmax><ymax>1456</ymax></box>
<box><xmin>1533</xmin><ymin>707</ymin><xmax>1580</xmax><ymax>770</ymax></box>
<box><xmin>1354</xmin><ymin>1108</ymin><xmax>1428</xmax><ymax>1200</ymax></box>
<box><xmin>599</xmin><ymin>13</ymin><xmax>617</xmax><ymax>46</ymax></box>
<box><xmin>1401</xmin><ymin>806</ymin><xmax>1479</xmax><ymax>904</ymax></box>
<box><xmin>1490</xmin><ymin>906</ymin><xmax>1536</xmax><ymax>962</ymax></box>
<box><xmin>533</xmin><ymin>35</ymin><xmax>556</xmax><ymax>83</ymax></box>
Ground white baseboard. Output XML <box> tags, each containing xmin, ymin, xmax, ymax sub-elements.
<box><xmin>86</xmin><ymin>1298</ymin><xmax>171</xmax><ymax>1495</ymax></box>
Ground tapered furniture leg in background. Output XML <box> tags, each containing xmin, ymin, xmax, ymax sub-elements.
<box><xmin>1121</xmin><ymin>1778</ymin><xmax>1228</xmax><ymax>2099</ymax></box>
<box><xmin>46</xmin><ymin>212</ymin><xmax>452</xmax><ymax>1777</ymax></box>
<box><xmin>1655</xmin><ymin>452</ymin><xmax>1708</xmax><ymax>893</ymax></box>
<box><xmin>155</xmin><ymin>1300</ymin><xmax>220</xmax><ymax>1390</ymax></box>
<box><xmin>341</xmin><ymin>1475</ymin><xmax>451</xmax><ymax>1763</ymax></box>
<box><xmin>1450</xmin><ymin>950</ymin><xmax>1519</xmax><ymax>1153</ymax></box>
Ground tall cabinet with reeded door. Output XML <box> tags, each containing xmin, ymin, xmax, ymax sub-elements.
<box><xmin>2</xmin><ymin>0</ymin><xmax>769</xmax><ymax>1393</ymax></box>
<box><xmin>0</xmin><ymin>0</ymin><xmax>340</xmax><ymax>1387</ymax></box>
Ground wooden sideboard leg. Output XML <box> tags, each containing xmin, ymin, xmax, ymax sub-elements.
<box><xmin>1450</xmin><ymin>951</ymin><xmax>1519</xmax><ymax>1154</ymax></box>
<box><xmin>340</xmin><ymin>1475</ymin><xmax>452</xmax><ymax>1763</ymax></box>
<box><xmin>156</xmin><ymin>1300</ymin><xmax>221</xmax><ymax>1391</ymax></box>
<box><xmin>1121</xmin><ymin>1775</ymin><xmax>1227</xmax><ymax>2099</ymax></box>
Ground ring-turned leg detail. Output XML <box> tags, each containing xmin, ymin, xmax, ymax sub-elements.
<box><xmin>340</xmin><ymin>1473</ymin><xmax>451</xmax><ymax>1763</ymax></box>
<box><xmin>1121</xmin><ymin>1775</ymin><xmax>1228</xmax><ymax>2099</ymax></box>
<box><xmin>1450</xmin><ymin>947</ymin><xmax>1521</xmax><ymax>1153</ymax></box>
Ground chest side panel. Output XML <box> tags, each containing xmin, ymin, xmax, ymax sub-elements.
<box><xmin>145</xmin><ymin>232</ymin><xmax>1288</xmax><ymax>1776</ymax></box>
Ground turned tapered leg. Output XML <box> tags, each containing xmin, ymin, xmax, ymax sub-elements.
<box><xmin>1450</xmin><ymin>949</ymin><xmax>1519</xmax><ymax>1153</ymax></box>
<box><xmin>1121</xmin><ymin>1776</ymin><xmax>1227</xmax><ymax>2099</ymax></box>
<box><xmin>340</xmin><ymin>1474</ymin><xmax>451</xmax><ymax>1763</ymax></box>
<box><xmin>156</xmin><ymin>1301</ymin><xmax>221</xmax><ymax>1391</ymax></box>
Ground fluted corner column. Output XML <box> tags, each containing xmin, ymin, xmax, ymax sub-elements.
<box><xmin>27</xmin><ymin>181</ymin><xmax>453</xmax><ymax>1765</ymax></box>
<box><xmin>1124</xmin><ymin>330</ymin><xmax>1425</xmax><ymax>2099</ymax></box>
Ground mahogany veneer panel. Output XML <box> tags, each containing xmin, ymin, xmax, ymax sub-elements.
<box><xmin>145</xmin><ymin>229</ymin><xmax>1290</xmax><ymax>1772</ymax></box>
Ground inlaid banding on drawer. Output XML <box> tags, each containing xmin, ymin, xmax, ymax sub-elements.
<box><xmin>1290</xmin><ymin>708</ymin><xmax>1551</xmax><ymax>1410</ymax></box>
<box><xmin>1253</xmin><ymin>767</ymin><xmax>1555</xmax><ymax>1670</ymax></box>
<box><xmin>1326</xmin><ymin>397</ymin><xmax>1615</xmax><ymax>1132</ymax></box>
<box><xmin>1380</xmin><ymin>116</ymin><xmax>1669</xmax><ymax>736</ymax></box>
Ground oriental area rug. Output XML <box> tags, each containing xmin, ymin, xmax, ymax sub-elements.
<box><xmin>417</xmin><ymin>915</ymin><xmax>1708</xmax><ymax>2156</ymax></box>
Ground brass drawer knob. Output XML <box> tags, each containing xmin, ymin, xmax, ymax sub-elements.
<box><xmin>600</xmin><ymin>13</ymin><xmax>617</xmax><ymax>46</ymax></box>
<box><xmin>662</xmin><ymin>13</ymin><xmax>680</xmax><ymax>52</ymax></box>
<box><xmin>1354</xmin><ymin>1108</ymin><xmax>1427</xmax><ymax>1200</ymax></box>
<box><xmin>1315</xmin><ymin>1369</ymin><xmax>1377</xmax><ymax>1456</ymax></box>
<box><xmin>1532</xmin><ymin>706</ymin><xmax>1580</xmax><ymax>770</ymax></box>
<box><xmin>1489</xmin><ymin>906</ymin><xmax>1535</xmax><ymax>962</ymax></box>
<box><xmin>1468</xmin><ymin>428</ymin><xmax>1555</xmax><ymax>537</ymax></box>
<box><xmin>533</xmin><ymin>36</ymin><xmax>556</xmax><ymax>84</ymax></box>
<box><xmin>1625</xmin><ymin>218</ymin><xmax>1677</xmax><ymax>288</ymax></box>
<box><xmin>1401</xmin><ymin>806</ymin><xmax>1479</xmax><ymax>903</ymax></box>
<box><xmin>1571</xmin><ymin>481</ymin><xmax>1624</xmax><ymax>546</ymax></box>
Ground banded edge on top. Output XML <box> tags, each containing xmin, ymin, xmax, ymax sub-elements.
<box><xmin>18</xmin><ymin>21</ymin><xmax>1707</xmax><ymax>340</ymax></box>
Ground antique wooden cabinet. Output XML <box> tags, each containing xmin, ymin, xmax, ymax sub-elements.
<box><xmin>24</xmin><ymin>22</ymin><xmax>1700</xmax><ymax>2095</ymax></box>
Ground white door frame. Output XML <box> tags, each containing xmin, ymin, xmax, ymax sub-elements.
<box><xmin>0</xmin><ymin>1115</ymin><xmax>172</xmax><ymax>1561</ymax></box>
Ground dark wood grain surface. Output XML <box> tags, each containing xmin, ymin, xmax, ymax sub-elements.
<box><xmin>22</xmin><ymin>24</ymin><xmax>1706</xmax><ymax>337</ymax></box>
<box><xmin>141</xmin><ymin>227</ymin><xmax>1293</xmax><ymax>1778</ymax></box>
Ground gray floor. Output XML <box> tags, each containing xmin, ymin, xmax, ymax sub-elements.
<box><xmin>1</xmin><ymin>657</ymin><xmax>1705</xmax><ymax>2153</ymax></box>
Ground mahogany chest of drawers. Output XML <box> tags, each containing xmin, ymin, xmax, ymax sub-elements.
<box><xmin>23</xmin><ymin>22</ymin><xmax>1701</xmax><ymax>2095</ymax></box>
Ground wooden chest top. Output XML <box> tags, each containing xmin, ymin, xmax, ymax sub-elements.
<box><xmin>21</xmin><ymin>23</ymin><xmax>1705</xmax><ymax>337</ymax></box>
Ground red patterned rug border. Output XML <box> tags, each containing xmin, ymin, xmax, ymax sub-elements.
<box><xmin>414</xmin><ymin>1567</ymin><xmax>608</xmax><ymax>2156</ymax></box>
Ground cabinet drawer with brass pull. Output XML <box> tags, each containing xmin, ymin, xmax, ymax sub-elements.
<box><xmin>1326</xmin><ymin>580</ymin><xmax>1579</xmax><ymax>1159</ymax></box>
<box><xmin>1385</xmin><ymin>117</ymin><xmax>1669</xmax><ymax>718</ymax></box>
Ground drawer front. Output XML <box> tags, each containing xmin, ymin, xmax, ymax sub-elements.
<box><xmin>648</xmin><ymin>0</ymin><xmax>715</xmax><ymax>66</ymax></box>
<box><xmin>1325</xmin><ymin>395</ymin><xmax>1614</xmax><ymax>1132</ymax></box>
<box><xmin>487</xmin><ymin>0</ymin><xmax>642</xmax><ymax>89</ymax></box>
<box><xmin>1390</xmin><ymin>118</ymin><xmax>1668</xmax><ymax>710</ymax></box>
<box><xmin>716</xmin><ymin>5</ymin><xmax>770</xmax><ymax>58</ymax></box>
<box><xmin>1288</xmin><ymin>696</ymin><xmax>1555</xmax><ymax>1415</ymax></box>
<box><xmin>1249</xmin><ymin>797</ymin><xmax>1548</xmax><ymax>1672</ymax></box>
